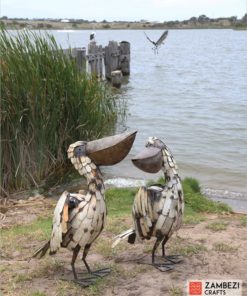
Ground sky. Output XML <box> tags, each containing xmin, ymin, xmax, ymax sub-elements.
<box><xmin>1</xmin><ymin>0</ymin><xmax>246</xmax><ymax>21</ymax></box>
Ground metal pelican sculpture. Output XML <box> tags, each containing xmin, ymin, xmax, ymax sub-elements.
<box><xmin>33</xmin><ymin>131</ymin><xmax>137</xmax><ymax>286</ymax></box>
<box><xmin>112</xmin><ymin>137</ymin><xmax>184</xmax><ymax>272</ymax></box>
<box><xmin>144</xmin><ymin>30</ymin><xmax>168</xmax><ymax>54</ymax></box>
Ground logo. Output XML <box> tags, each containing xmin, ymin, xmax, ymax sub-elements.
<box><xmin>187</xmin><ymin>280</ymin><xmax>242</xmax><ymax>296</ymax></box>
<box><xmin>189</xmin><ymin>281</ymin><xmax>202</xmax><ymax>295</ymax></box>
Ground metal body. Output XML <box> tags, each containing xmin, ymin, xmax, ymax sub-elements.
<box><xmin>113</xmin><ymin>137</ymin><xmax>184</xmax><ymax>271</ymax></box>
<box><xmin>33</xmin><ymin>131</ymin><xmax>136</xmax><ymax>285</ymax></box>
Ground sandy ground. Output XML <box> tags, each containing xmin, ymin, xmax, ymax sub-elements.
<box><xmin>0</xmin><ymin>197</ymin><xmax>246</xmax><ymax>296</ymax></box>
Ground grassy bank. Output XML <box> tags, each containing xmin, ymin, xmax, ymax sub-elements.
<box><xmin>1</xmin><ymin>178</ymin><xmax>232</xmax><ymax>248</ymax></box>
<box><xmin>106</xmin><ymin>177</ymin><xmax>231</xmax><ymax>220</ymax></box>
<box><xmin>0</xmin><ymin>28</ymin><xmax>122</xmax><ymax>197</ymax></box>
<box><xmin>1</xmin><ymin>178</ymin><xmax>243</xmax><ymax>296</ymax></box>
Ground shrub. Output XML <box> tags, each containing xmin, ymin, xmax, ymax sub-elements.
<box><xmin>0</xmin><ymin>27</ymin><xmax>121</xmax><ymax>195</ymax></box>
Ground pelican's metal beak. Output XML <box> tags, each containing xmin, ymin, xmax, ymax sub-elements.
<box><xmin>86</xmin><ymin>130</ymin><xmax>137</xmax><ymax>166</ymax></box>
<box><xmin>132</xmin><ymin>147</ymin><xmax>163</xmax><ymax>173</ymax></box>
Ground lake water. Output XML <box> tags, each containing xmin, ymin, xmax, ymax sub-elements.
<box><xmin>50</xmin><ymin>29</ymin><xmax>247</xmax><ymax>205</ymax></box>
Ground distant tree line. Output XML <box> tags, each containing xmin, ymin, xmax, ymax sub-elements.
<box><xmin>1</xmin><ymin>14</ymin><xmax>246</xmax><ymax>29</ymax></box>
<box><xmin>1</xmin><ymin>14</ymin><xmax>247</xmax><ymax>24</ymax></box>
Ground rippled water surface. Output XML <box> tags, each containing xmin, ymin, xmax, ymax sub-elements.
<box><xmin>52</xmin><ymin>29</ymin><xmax>247</xmax><ymax>196</ymax></box>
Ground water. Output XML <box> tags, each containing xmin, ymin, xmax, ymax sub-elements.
<box><xmin>51</xmin><ymin>30</ymin><xmax>247</xmax><ymax>204</ymax></box>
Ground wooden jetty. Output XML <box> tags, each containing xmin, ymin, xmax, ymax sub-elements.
<box><xmin>64</xmin><ymin>40</ymin><xmax>130</xmax><ymax>88</ymax></box>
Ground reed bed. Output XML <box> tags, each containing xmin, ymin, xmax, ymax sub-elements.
<box><xmin>0</xmin><ymin>28</ymin><xmax>121</xmax><ymax>196</ymax></box>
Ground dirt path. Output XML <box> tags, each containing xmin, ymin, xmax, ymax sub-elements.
<box><xmin>0</xmin><ymin>197</ymin><xmax>246</xmax><ymax>296</ymax></box>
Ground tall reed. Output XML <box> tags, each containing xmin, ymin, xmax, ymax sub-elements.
<box><xmin>0</xmin><ymin>28</ymin><xmax>121</xmax><ymax>196</ymax></box>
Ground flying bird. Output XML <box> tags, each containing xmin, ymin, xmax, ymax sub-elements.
<box><xmin>112</xmin><ymin>137</ymin><xmax>184</xmax><ymax>272</ymax></box>
<box><xmin>32</xmin><ymin>131</ymin><xmax>137</xmax><ymax>286</ymax></box>
<box><xmin>144</xmin><ymin>30</ymin><xmax>168</xmax><ymax>53</ymax></box>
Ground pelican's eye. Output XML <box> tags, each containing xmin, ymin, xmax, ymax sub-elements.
<box><xmin>74</xmin><ymin>145</ymin><xmax>86</xmax><ymax>157</ymax></box>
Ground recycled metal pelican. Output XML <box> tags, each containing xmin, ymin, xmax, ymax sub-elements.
<box><xmin>32</xmin><ymin>131</ymin><xmax>137</xmax><ymax>286</ymax></box>
<box><xmin>112</xmin><ymin>137</ymin><xmax>184</xmax><ymax>272</ymax></box>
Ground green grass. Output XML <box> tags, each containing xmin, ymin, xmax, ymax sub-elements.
<box><xmin>111</xmin><ymin>177</ymin><xmax>231</xmax><ymax>224</ymax></box>
<box><xmin>182</xmin><ymin>178</ymin><xmax>231</xmax><ymax>213</ymax></box>
<box><xmin>14</xmin><ymin>273</ymin><xmax>33</xmax><ymax>283</ymax></box>
<box><xmin>0</xmin><ymin>178</ymin><xmax>231</xmax><ymax>258</ymax></box>
<box><xmin>106</xmin><ymin>188</ymin><xmax>137</xmax><ymax>217</ymax></box>
<box><xmin>206</xmin><ymin>221</ymin><xmax>228</xmax><ymax>232</ymax></box>
<box><xmin>29</xmin><ymin>292</ymin><xmax>47</xmax><ymax>296</ymax></box>
<box><xmin>169</xmin><ymin>237</ymin><xmax>207</xmax><ymax>256</ymax></box>
<box><xmin>0</xmin><ymin>26</ymin><xmax>123</xmax><ymax>196</ymax></box>
<box><xmin>169</xmin><ymin>286</ymin><xmax>183</xmax><ymax>296</ymax></box>
<box><xmin>0</xmin><ymin>216</ymin><xmax>52</xmax><ymax>255</ymax></box>
<box><xmin>239</xmin><ymin>216</ymin><xmax>247</xmax><ymax>227</ymax></box>
<box><xmin>213</xmin><ymin>242</ymin><xmax>238</xmax><ymax>253</ymax></box>
<box><xmin>0</xmin><ymin>178</ymin><xmax>234</xmax><ymax>296</ymax></box>
<box><xmin>1</xmin><ymin>216</ymin><xmax>51</xmax><ymax>239</ymax></box>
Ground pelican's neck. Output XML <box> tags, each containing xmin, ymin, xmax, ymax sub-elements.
<box><xmin>72</xmin><ymin>156</ymin><xmax>105</xmax><ymax>197</ymax></box>
<box><xmin>161</xmin><ymin>147</ymin><xmax>180</xmax><ymax>186</ymax></box>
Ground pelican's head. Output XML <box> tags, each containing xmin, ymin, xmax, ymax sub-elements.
<box><xmin>68</xmin><ymin>131</ymin><xmax>137</xmax><ymax>168</ymax></box>
<box><xmin>132</xmin><ymin>136</ymin><xmax>166</xmax><ymax>174</ymax></box>
<box><xmin>146</xmin><ymin>136</ymin><xmax>165</xmax><ymax>150</ymax></box>
<box><xmin>67</xmin><ymin>141</ymin><xmax>87</xmax><ymax>159</ymax></box>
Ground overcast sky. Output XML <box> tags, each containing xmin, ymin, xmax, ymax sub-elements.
<box><xmin>1</xmin><ymin>0</ymin><xmax>246</xmax><ymax>21</ymax></box>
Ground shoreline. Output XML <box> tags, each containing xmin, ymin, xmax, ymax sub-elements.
<box><xmin>2</xmin><ymin>19</ymin><xmax>246</xmax><ymax>31</ymax></box>
<box><xmin>4</xmin><ymin>176</ymin><xmax>247</xmax><ymax>214</ymax></box>
<box><xmin>104</xmin><ymin>177</ymin><xmax>247</xmax><ymax>214</ymax></box>
<box><xmin>4</xmin><ymin>175</ymin><xmax>247</xmax><ymax>214</ymax></box>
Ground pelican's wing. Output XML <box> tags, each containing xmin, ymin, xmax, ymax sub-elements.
<box><xmin>50</xmin><ymin>191</ymin><xmax>85</xmax><ymax>253</ymax></box>
<box><xmin>50</xmin><ymin>191</ymin><xmax>70</xmax><ymax>253</ymax></box>
<box><xmin>61</xmin><ymin>192</ymin><xmax>106</xmax><ymax>250</ymax></box>
<box><xmin>144</xmin><ymin>31</ymin><xmax>155</xmax><ymax>45</ymax></box>
<box><xmin>132</xmin><ymin>186</ymin><xmax>164</xmax><ymax>239</ymax></box>
<box><xmin>156</xmin><ymin>30</ymin><xmax>168</xmax><ymax>47</ymax></box>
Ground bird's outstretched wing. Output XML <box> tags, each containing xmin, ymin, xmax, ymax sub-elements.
<box><xmin>144</xmin><ymin>31</ymin><xmax>156</xmax><ymax>46</ymax></box>
<box><xmin>156</xmin><ymin>30</ymin><xmax>168</xmax><ymax>47</ymax></box>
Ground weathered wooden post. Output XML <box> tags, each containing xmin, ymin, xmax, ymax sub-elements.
<box><xmin>97</xmin><ymin>45</ymin><xmax>104</xmax><ymax>78</ymax></box>
<box><xmin>119</xmin><ymin>41</ymin><xmax>130</xmax><ymax>76</ymax></box>
<box><xmin>88</xmin><ymin>41</ymin><xmax>97</xmax><ymax>75</ymax></box>
<box><xmin>111</xmin><ymin>70</ymin><xmax>122</xmax><ymax>88</ymax></box>
<box><xmin>104</xmin><ymin>41</ymin><xmax>119</xmax><ymax>80</ymax></box>
<box><xmin>76</xmin><ymin>47</ymin><xmax>86</xmax><ymax>73</ymax></box>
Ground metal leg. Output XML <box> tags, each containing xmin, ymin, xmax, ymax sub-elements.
<box><xmin>161</xmin><ymin>237</ymin><xmax>168</xmax><ymax>257</ymax></box>
<box><xmin>152</xmin><ymin>238</ymin><xmax>162</xmax><ymax>264</ymax></box>
<box><xmin>82</xmin><ymin>244</ymin><xmax>111</xmax><ymax>277</ymax></box>
<box><xmin>70</xmin><ymin>244</ymin><xmax>95</xmax><ymax>287</ymax></box>
<box><xmin>82</xmin><ymin>244</ymin><xmax>91</xmax><ymax>273</ymax></box>
<box><xmin>71</xmin><ymin>245</ymin><xmax>81</xmax><ymax>280</ymax></box>
<box><xmin>152</xmin><ymin>238</ymin><xmax>173</xmax><ymax>272</ymax></box>
<box><xmin>161</xmin><ymin>237</ymin><xmax>183</xmax><ymax>264</ymax></box>
<box><xmin>73</xmin><ymin>244</ymin><xmax>111</xmax><ymax>287</ymax></box>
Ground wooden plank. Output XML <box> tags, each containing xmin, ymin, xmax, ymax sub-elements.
<box><xmin>88</xmin><ymin>41</ymin><xmax>97</xmax><ymax>75</ymax></box>
<box><xmin>119</xmin><ymin>41</ymin><xmax>130</xmax><ymax>76</ymax></box>
<box><xmin>60</xmin><ymin>39</ymin><xmax>130</xmax><ymax>80</ymax></box>
<box><xmin>104</xmin><ymin>41</ymin><xmax>119</xmax><ymax>80</ymax></box>
<box><xmin>76</xmin><ymin>47</ymin><xmax>86</xmax><ymax>73</ymax></box>
<box><xmin>98</xmin><ymin>45</ymin><xmax>104</xmax><ymax>78</ymax></box>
